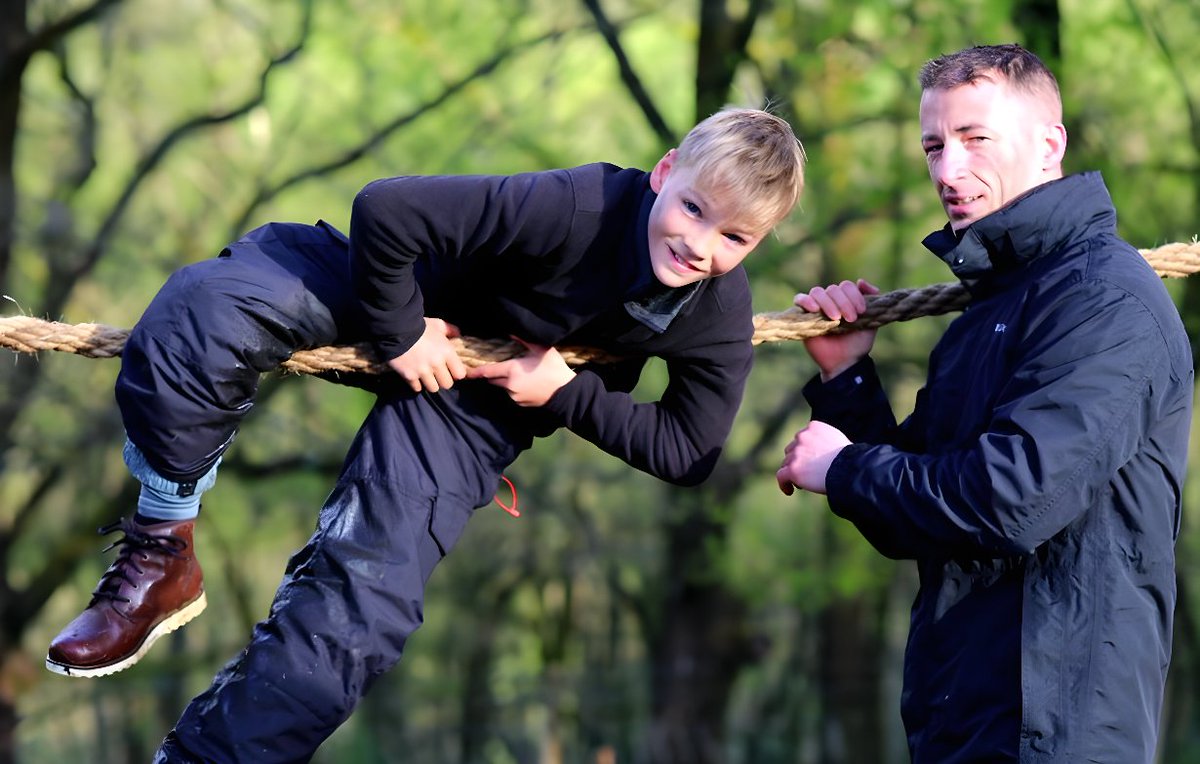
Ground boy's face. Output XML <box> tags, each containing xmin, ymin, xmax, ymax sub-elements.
<box><xmin>647</xmin><ymin>150</ymin><xmax>765</xmax><ymax>288</ymax></box>
<box><xmin>919</xmin><ymin>76</ymin><xmax>1065</xmax><ymax>232</ymax></box>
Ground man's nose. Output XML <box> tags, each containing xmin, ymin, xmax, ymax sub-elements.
<box><xmin>934</xmin><ymin>142</ymin><xmax>968</xmax><ymax>185</ymax></box>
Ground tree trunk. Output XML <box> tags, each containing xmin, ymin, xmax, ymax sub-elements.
<box><xmin>644</xmin><ymin>504</ymin><xmax>752</xmax><ymax>764</ymax></box>
<box><xmin>816</xmin><ymin>595</ymin><xmax>885</xmax><ymax>763</ymax></box>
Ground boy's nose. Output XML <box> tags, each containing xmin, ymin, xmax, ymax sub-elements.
<box><xmin>685</xmin><ymin>229</ymin><xmax>719</xmax><ymax>263</ymax></box>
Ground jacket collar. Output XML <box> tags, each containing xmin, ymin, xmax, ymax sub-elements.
<box><xmin>922</xmin><ymin>172</ymin><xmax>1118</xmax><ymax>295</ymax></box>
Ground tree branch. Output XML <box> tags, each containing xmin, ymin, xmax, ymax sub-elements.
<box><xmin>2</xmin><ymin>0</ymin><xmax>123</xmax><ymax>86</ymax></box>
<box><xmin>230</xmin><ymin>23</ymin><xmax>570</xmax><ymax>234</ymax></box>
<box><xmin>579</xmin><ymin>0</ymin><xmax>674</xmax><ymax>145</ymax></box>
<box><xmin>38</xmin><ymin>0</ymin><xmax>316</xmax><ymax>318</ymax></box>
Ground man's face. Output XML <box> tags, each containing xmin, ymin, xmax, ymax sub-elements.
<box><xmin>920</xmin><ymin>77</ymin><xmax>1065</xmax><ymax>232</ymax></box>
<box><xmin>646</xmin><ymin>150</ymin><xmax>765</xmax><ymax>288</ymax></box>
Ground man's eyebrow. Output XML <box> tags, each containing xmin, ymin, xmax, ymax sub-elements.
<box><xmin>922</xmin><ymin>123</ymin><xmax>988</xmax><ymax>142</ymax></box>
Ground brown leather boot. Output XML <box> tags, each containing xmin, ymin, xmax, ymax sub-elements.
<box><xmin>46</xmin><ymin>517</ymin><xmax>206</xmax><ymax>678</ymax></box>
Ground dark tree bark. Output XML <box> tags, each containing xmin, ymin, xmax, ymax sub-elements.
<box><xmin>1012</xmin><ymin>0</ymin><xmax>1061</xmax><ymax>74</ymax></box>
<box><xmin>643</xmin><ymin>503</ymin><xmax>753</xmax><ymax>764</ymax></box>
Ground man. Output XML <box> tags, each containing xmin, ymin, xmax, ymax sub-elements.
<box><xmin>776</xmin><ymin>44</ymin><xmax>1192</xmax><ymax>762</ymax></box>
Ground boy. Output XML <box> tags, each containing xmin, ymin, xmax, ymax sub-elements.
<box><xmin>48</xmin><ymin>107</ymin><xmax>805</xmax><ymax>761</ymax></box>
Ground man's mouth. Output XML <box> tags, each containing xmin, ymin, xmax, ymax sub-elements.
<box><xmin>945</xmin><ymin>194</ymin><xmax>981</xmax><ymax>207</ymax></box>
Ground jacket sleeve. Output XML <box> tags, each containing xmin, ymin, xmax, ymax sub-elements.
<box><xmin>541</xmin><ymin>297</ymin><xmax>755</xmax><ymax>486</ymax></box>
<box><xmin>824</xmin><ymin>282</ymin><xmax>1180</xmax><ymax>560</ymax></box>
<box><xmin>349</xmin><ymin>171</ymin><xmax>577</xmax><ymax>360</ymax></box>
<box><xmin>804</xmin><ymin>356</ymin><xmax>901</xmax><ymax>443</ymax></box>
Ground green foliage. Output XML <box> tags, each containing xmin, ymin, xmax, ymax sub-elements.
<box><xmin>5</xmin><ymin>0</ymin><xmax>1200</xmax><ymax>762</ymax></box>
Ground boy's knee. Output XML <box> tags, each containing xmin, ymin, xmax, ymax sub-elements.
<box><xmin>136</xmin><ymin>256</ymin><xmax>317</xmax><ymax>347</ymax></box>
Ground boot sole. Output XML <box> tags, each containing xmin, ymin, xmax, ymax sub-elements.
<box><xmin>44</xmin><ymin>591</ymin><xmax>208</xmax><ymax>678</ymax></box>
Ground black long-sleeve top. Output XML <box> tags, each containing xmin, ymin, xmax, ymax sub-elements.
<box><xmin>349</xmin><ymin>162</ymin><xmax>756</xmax><ymax>486</ymax></box>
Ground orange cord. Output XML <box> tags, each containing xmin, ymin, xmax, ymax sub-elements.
<box><xmin>494</xmin><ymin>475</ymin><xmax>519</xmax><ymax>517</ymax></box>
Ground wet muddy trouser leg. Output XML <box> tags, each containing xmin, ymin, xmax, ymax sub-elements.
<box><xmin>116</xmin><ymin>222</ymin><xmax>365</xmax><ymax>487</ymax></box>
<box><xmin>154</xmin><ymin>391</ymin><xmax>498</xmax><ymax>763</ymax></box>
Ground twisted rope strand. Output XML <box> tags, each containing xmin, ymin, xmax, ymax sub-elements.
<box><xmin>4</xmin><ymin>240</ymin><xmax>1198</xmax><ymax>374</ymax></box>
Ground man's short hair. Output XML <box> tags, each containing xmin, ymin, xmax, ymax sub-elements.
<box><xmin>674</xmin><ymin>108</ymin><xmax>806</xmax><ymax>235</ymax></box>
<box><xmin>919</xmin><ymin>44</ymin><xmax>1062</xmax><ymax>121</ymax></box>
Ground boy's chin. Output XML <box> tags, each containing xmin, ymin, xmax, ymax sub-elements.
<box><xmin>651</xmin><ymin>263</ymin><xmax>701</xmax><ymax>289</ymax></box>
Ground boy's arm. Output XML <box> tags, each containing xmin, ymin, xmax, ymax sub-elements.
<box><xmin>348</xmin><ymin>171</ymin><xmax>577</xmax><ymax>362</ymax></box>
<box><xmin>540</xmin><ymin>290</ymin><xmax>753</xmax><ymax>482</ymax></box>
<box><xmin>547</xmin><ymin>352</ymin><xmax>751</xmax><ymax>486</ymax></box>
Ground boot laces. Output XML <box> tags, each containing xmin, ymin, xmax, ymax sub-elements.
<box><xmin>90</xmin><ymin>518</ymin><xmax>188</xmax><ymax>605</ymax></box>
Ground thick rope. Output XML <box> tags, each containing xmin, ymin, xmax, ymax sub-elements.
<box><xmin>3</xmin><ymin>240</ymin><xmax>1198</xmax><ymax>374</ymax></box>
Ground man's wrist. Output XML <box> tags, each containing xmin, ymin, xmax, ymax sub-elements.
<box><xmin>819</xmin><ymin>357</ymin><xmax>865</xmax><ymax>383</ymax></box>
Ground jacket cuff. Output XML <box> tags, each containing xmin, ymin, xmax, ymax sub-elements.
<box><xmin>371</xmin><ymin>324</ymin><xmax>425</xmax><ymax>363</ymax></box>
<box><xmin>539</xmin><ymin>368</ymin><xmax>599</xmax><ymax>426</ymax></box>
<box><xmin>802</xmin><ymin>356</ymin><xmax>881</xmax><ymax>409</ymax></box>
<box><xmin>825</xmin><ymin>442</ymin><xmax>872</xmax><ymax>518</ymax></box>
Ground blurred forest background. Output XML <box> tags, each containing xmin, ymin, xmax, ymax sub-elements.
<box><xmin>1</xmin><ymin>0</ymin><xmax>1198</xmax><ymax>762</ymax></box>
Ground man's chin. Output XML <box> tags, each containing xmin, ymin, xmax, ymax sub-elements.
<box><xmin>948</xmin><ymin>215</ymin><xmax>976</xmax><ymax>233</ymax></box>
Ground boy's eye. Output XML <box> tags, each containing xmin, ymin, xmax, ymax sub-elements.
<box><xmin>724</xmin><ymin>233</ymin><xmax>746</xmax><ymax>245</ymax></box>
<box><xmin>683</xmin><ymin>200</ymin><xmax>701</xmax><ymax>215</ymax></box>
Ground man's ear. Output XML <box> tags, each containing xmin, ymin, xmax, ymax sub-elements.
<box><xmin>649</xmin><ymin>148</ymin><xmax>678</xmax><ymax>193</ymax></box>
<box><xmin>1042</xmin><ymin>122</ymin><xmax>1067</xmax><ymax>172</ymax></box>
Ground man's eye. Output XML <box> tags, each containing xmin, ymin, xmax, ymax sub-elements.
<box><xmin>923</xmin><ymin>145</ymin><xmax>942</xmax><ymax>155</ymax></box>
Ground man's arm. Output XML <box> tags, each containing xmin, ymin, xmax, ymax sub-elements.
<box><xmin>824</xmin><ymin>286</ymin><xmax>1179</xmax><ymax>560</ymax></box>
<box><xmin>777</xmin><ymin>279</ymin><xmax>912</xmax><ymax>496</ymax></box>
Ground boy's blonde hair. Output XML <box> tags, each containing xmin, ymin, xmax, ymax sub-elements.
<box><xmin>673</xmin><ymin>108</ymin><xmax>806</xmax><ymax>235</ymax></box>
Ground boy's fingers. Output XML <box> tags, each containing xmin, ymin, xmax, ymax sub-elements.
<box><xmin>435</xmin><ymin>366</ymin><xmax>457</xmax><ymax>390</ymax></box>
<box><xmin>466</xmin><ymin>362</ymin><xmax>509</xmax><ymax>380</ymax></box>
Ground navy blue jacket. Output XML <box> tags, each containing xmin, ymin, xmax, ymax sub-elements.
<box><xmin>805</xmin><ymin>173</ymin><xmax>1192</xmax><ymax>762</ymax></box>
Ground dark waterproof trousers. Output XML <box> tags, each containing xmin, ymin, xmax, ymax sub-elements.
<box><xmin>124</xmin><ymin>223</ymin><xmax>516</xmax><ymax>762</ymax></box>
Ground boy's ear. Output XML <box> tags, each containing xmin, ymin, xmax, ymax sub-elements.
<box><xmin>649</xmin><ymin>148</ymin><xmax>678</xmax><ymax>193</ymax></box>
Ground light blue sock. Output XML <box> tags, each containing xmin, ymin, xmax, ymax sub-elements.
<box><xmin>136</xmin><ymin>483</ymin><xmax>202</xmax><ymax>522</ymax></box>
<box><xmin>123</xmin><ymin>439</ymin><xmax>219</xmax><ymax>523</ymax></box>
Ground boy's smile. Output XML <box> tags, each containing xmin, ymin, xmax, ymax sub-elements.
<box><xmin>646</xmin><ymin>150</ymin><xmax>763</xmax><ymax>288</ymax></box>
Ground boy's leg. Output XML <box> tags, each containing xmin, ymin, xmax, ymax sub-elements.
<box><xmin>47</xmin><ymin>222</ymin><xmax>363</xmax><ymax>678</ymax></box>
<box><xmin>152</xmin><ymin>396</ymin><xmax>491</xmax><ymax>762</ymax></box>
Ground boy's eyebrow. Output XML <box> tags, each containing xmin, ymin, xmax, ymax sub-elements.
<box><xmin>688</xmin><ymin>180</ymin><xmax>765</xmax><ymax>234</ymax></box>
<box><xmin>685</xmin><ymin>183</ymin><xmax>714</xmax><ymax>207</ymax></box>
